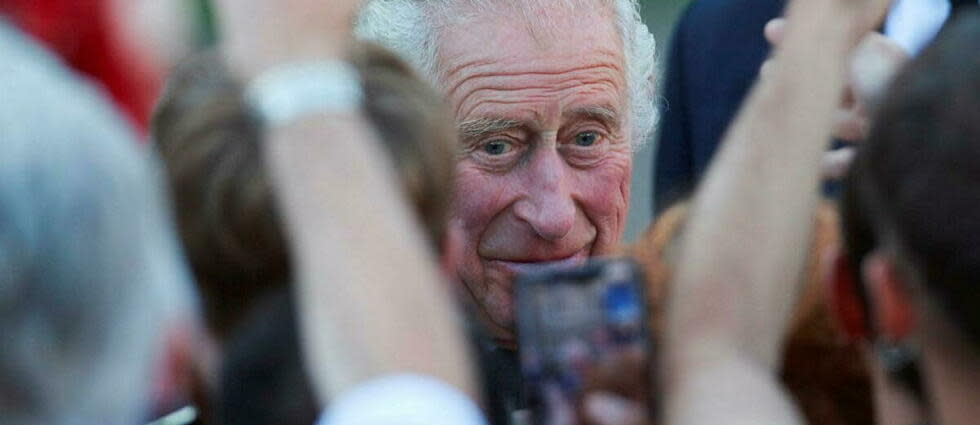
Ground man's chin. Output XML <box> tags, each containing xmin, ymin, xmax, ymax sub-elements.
<box><xmin>475</xmin><ymin>250</ymin><xmax>592</xmax><ymax>350</ymax></box>
<box><xmin>476</xmin><ymin>302</ymin><xmax>518</xmax><ymax>349</ymax></box>
<box><xmin>482</xmin><ymin>309</ymin><xmax>517</xmax><ymax>349</ymax></box>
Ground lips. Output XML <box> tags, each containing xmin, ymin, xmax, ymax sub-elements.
<box><xmin>487</xmin><ymin>245</ymin><xmax>591</xmax><ymax>277</ymax></box>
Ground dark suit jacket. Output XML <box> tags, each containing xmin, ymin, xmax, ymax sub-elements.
<box><xmin>654</xmin><ymin>0</ymin><xmax>786</xmax><ymax>214</ymax></box>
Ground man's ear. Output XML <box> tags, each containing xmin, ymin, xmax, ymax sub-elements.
<box><xmin>862</xmin><ymin>251</ymin><xmax>916</xmax><ymax>342</ymax></box>
<box><xmin>824</xmin><ymin>246</ymin><xmax>870</xmax><ymax>341</ymax></box>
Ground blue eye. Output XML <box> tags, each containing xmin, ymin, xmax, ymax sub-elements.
<box><xmin>574</xmin><ymin>131</ymin><xmax>599</xmax><ymax>147</ymax></box>
<box><xmin>483</xmin><ymin>140</ymin><xmax>513</xmax><ymax>155</ymax></box>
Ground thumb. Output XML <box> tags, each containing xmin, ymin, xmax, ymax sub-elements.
<box><xmin>764</xmin><ymin>18</ymin><xmax>787</xmax><ymax>46</ymax></box>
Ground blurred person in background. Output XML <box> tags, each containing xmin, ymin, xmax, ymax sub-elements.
<box><xmin>152</xmin><ymin>33</ymin><xmax>460</xmax><ymax>424</ymax></box>
<box><xmin>0</xmin><ymin>0</ymin><xmax>208</xmax><ymax>133</ymax></box>
<box><xmin>653</xmin><ymin>0</ymin><xmax>787</xmax><ymax>211</ymax></box>
<box><xmin>829</xmin><ymin>12</ymin><xmax>980</xmax><ymax>425</ymax></box>
<box><xmin>654</xmin><ymin>0</ymin><xmax>976</xmax><ymax>212</ymax></box>
<box><xmin>0</xmin><ymin>21</ymin><xmax>196</xmax><ymax>425</ymax></box>
<box><xmin>0</xmin><ymin>0</ymin><xmax>163</xmax><ymax>132</ymax></box>
<box><xmin>152</xmin><ymin>51</ymin><xmax>291</xmax><ymax>359</ymax></box>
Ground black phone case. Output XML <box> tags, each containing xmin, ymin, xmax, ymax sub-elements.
<box><xmin>515</xmin><ymin>258</ymin><xmax>656</xmax><ymax>425</ymax></box>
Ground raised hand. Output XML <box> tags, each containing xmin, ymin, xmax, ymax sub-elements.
<box><xmin>761</xmin><ymin>17</ymin><xmax>908</xmax><ymax>179</ymax></box>
<box><xmin>580</xmin><ymin>349</ymin><xmax>653</xmax><ymax>425</ymax></box>
<box><xmin>212</xmin><ymin>0</ymin><xmax>364</xmax><ymax>78</ymax></box>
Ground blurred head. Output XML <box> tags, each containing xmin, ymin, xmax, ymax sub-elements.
<box><xmin>151</xmin><ymin>44</ymin><xmax>456</xmax><ymax>343</ymax></box>
<box><xmin>152</xmin><ymin>53</ymin><xmax>289</xmax><ymax>343</ymax></box>
<box><xmin>357</xmin><ymin>0</ymin><xmax>658</xmax><ymax>345</ymax></box>
<box><xmin>833</xmin><ymin>12</ymin><xmax>980</xmax><ymax>424</ymax></box>
<box><xmin>352</xmin><ymin>42</ymin><xmax>458</xmax><ymax>249</ymax></box>
<box><xmin>0</xmin><ymin>23</ymin><xmax>193</xmax><ymax>425</ymax></box>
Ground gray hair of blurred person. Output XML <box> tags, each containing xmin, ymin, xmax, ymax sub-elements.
<box><xmin>0</xmin><ymin>22</ymin><xmax>195</xmax><ymax>425</ymax></box>
<box><xmin>355</xmin><ymin>0</ymin><xmax>659</xmax><ymax>149</ymax></box>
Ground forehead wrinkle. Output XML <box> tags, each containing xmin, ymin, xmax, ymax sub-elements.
<box><xmin>443</xmin><ymin>49</ymin><xmax>625</xmax><ymax>96</ymax></box>
<box><xmin>449</xmin><ymin>67</ymin><xmax>625</xmax><ymax>123</ymax></box>
<box><xmin>443</xmin><ymin>59</ymin><xmax>623</xmax><ymax>102</ymax></box>
<box><xmin>455</xmin><ymin>77</ymin><xmax>622</xmax><ymax>126</ymax></box>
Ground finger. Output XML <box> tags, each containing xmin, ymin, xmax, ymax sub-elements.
<box><xmin>850</xmin><ymin>33</ymin><xmax>909</xmax><ymax>111</ymax></box>
<box><xmin>822</xmin><ymin>147</ymin><xmax>857</xmax><ymax>180</ymax></box>
<box><xmin>865</xmin><ymin>0</ymin><xmax>895</xmax><ymax>33</ymax></box>
<box><xmin>584</xmin><ymin>347</ymin><xmax>650</xmax><ymax>402</ymax></box>
<box><xmin>590</xmin><ymin>346</ymin><xmax>644</xmax><ymax>386</ymax></box>
<box><xmin>583</xmin><ymin>392</ymin><xmax>650</xmax><ymax>425</ymax></box>
<box><xmin>545</xmin><ymin>384</ymin><xmax>578</xmax><ymax>425</ymax></box>
<box><xmin>831</xmin><ymin>108</ymin><xmax>868</xmax><ymax>143</ymax></box>
<box><xmin>764</xmin><ymin>18</ymin><xmax>787</xmax><ymax>46</ymax></box>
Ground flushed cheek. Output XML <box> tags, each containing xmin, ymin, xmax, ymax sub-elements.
<box><xmin>450</xmin><ymin>165</ymin><xmax>517</xmax><ymax>234</ymax></box>
<box><xmin>448</xmin><ymin>165</ymin><xmax>522</xmax><ymax>332</ymax></box>
<box><xmin>576</xmin><ymin>152</ymin><xmax>632</xmax><ymax>252</ymax></box>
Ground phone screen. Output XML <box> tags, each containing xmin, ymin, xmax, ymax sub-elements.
<box><xmin>515</xmin><ymin>258</ymin><xmax>653</xmax><ymax>425</ymax></box>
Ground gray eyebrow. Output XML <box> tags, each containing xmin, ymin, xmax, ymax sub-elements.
<box><xmin>456</xmin><ymin>106</ymin><xmax>621</xmax><ymax>141</ymax></box>
<box><xmin>565</xmin><ymin>105</ymin><xmax>622</xmax><ymax>127</ymax></box>
<box><xmin>457</xmin><ymin>117</ymin><xmax>523</xmax><ymax>140</ymax></box>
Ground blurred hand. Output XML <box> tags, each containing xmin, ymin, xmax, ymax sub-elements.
<box><xmin>789</xmin><ymin>0</ymin><xmax>893</xmax><ymax>39</ymax></box>
<box><xmin>579</xmin><ymin>348</ymin><xmax>654</xmax><ymax>425</ymax></box>
<box><xmin>536</xmin><ymin>348</ymin><xmax>654</xmax><ymax>425</ymax></box>
<box><xmin>213</xmin><ymin>0</ymin><xmax>364</xmax><ymax>78</ymax></box>
<box><xmin>582</xmin><ymin>392</ymin><xmax>650</xmax><ymax>425</ymax></box>
<box><xmin>761</xmin><ymin>18</ymin><xmax>908</xmax><ymax>179</ymax></box>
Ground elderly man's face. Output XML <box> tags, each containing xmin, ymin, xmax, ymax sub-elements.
<box><xmin>439</xmin><ymin>3</ymin><xmax>632</xmax><ymax>346</ymax></box>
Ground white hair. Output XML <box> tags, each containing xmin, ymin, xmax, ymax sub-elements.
<box><xmin>355</xmin><ymin>0</ymin><xmax>659</xmax><ymax>150</ymax></box>
<box><xmin>0</xmin><ymin>22</ymin><xmax>196</xmax><ymax>425</ymax></box>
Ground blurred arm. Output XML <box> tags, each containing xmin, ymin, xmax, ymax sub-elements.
<box><xmin>663</xmin><ymin>1</ymin><xmax>890</xmax><ymax>424</ymax></box>
<box><xmin>213</xmin><ymin>0</ymin><xmax>477</xmax><ymax>405</ymax></box>
<box><xmin>265</xmin><ymin>114</ymin><xmax>477</xmax><ymax>403</ymax></box>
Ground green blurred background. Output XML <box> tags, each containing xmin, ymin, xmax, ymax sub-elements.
<box><xmin>625</xmin><ymin>0</ymin><xmax>691</xmax><ymax>241</ymax></box>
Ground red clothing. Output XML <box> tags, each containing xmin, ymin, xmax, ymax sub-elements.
<box><xmin>1</xmin><ymin>0</ymin><xmax>162</xmax><ymax>133</ymax></box>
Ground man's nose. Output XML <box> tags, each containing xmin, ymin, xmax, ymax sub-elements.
<box><xmin>513</xmin><ymin>148</ymin><xmax>576</xmax><ymax>241</ymax></box>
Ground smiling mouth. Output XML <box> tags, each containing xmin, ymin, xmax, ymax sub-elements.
<box><xmin>488</xmin><ymin>246</ymin><xmax>591</xmax><ymax>277</ymax></box>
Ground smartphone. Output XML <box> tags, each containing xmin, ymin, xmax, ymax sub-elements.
<box><xmin>515</xmin><ymin>258</ymin><xmax>654</xmax><ymax>425</ymax></box>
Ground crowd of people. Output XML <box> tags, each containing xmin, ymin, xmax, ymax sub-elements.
<box><xmin>2</xmin><ymin>0</ymin><xmax>979</xmax><ymax>425</ymax></box>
